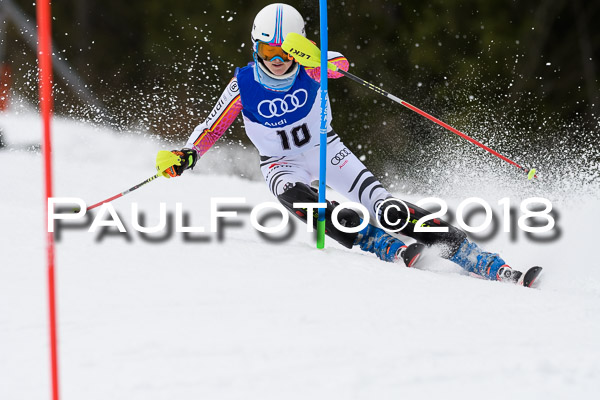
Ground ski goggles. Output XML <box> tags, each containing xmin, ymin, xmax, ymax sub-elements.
<box><xmin>255</xmin><ymin>42</ymin><xmax>292</xmax><ymax>62</ymax></box>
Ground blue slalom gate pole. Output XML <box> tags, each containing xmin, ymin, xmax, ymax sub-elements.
<box><xmin>317</xmin><ymin>0</ymin><xmax>328</xmax><ymax>248</ymax></box>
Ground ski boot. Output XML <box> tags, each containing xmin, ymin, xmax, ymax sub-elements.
<box><xmin>355</xmin><ymin>223</ymin><xmax>425</xmax><ymax>267</ymax></box>
<box><xmin>450</xmin><ymin>240</ymin><xmax>543</xmax><ymax>286</ymax></box>
<box><xmin>496</xmin><ymin>266</ymin><xmax>522</xmax><ymax>283</ymax></box>
<box><xmin>449</xmin><ymin>239</ymin><xmax>509</xmax><ymax>280</ymax></box>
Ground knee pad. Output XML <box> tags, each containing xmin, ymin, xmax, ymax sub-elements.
<box><xmin>277</xmin><ymin>182</ymin><xmax>361</xmax><ymax>248</ymax></box>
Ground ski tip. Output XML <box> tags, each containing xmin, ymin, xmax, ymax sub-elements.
<box><xmin>402</xmin><ymin>242</ymin><xmax>426</xmax><ymax>268</ymax></box>
<box><xmin>522</xmin><ymin>266</ymin><xmax>543</xmax><ymax>288</ymax></box>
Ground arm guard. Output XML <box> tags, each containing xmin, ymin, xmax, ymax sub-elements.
<box><xmin>305</xmin><ymin>51</ymin><xmax>349</xmax><ymax>81</ymax></box>
<box><xmin>185</xmin><ymin>78</ymin><xmax>243</xmax><ymax>156</ymax></box>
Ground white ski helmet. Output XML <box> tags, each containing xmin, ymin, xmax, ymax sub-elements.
<box><xmin>251</xmin><ymin>3</ymin><xmax>305</xmax><ymax>47</ymax></box>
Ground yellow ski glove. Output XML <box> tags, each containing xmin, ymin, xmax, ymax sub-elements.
<box><xmin>156</xmin><ymin>149</ymin><xmax>198</xmax><ymax>178</ymax></box>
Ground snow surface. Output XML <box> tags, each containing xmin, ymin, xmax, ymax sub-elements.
<box><xmin>1</xmin><ymin>107</ymin><xmax>599</xmax><ymax>399</ymax></box>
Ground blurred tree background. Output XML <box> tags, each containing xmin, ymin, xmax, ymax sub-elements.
<box><xmin>1</xmin><ymin>0</ymin><xmax>598</xmax><ymax>181</ymax></box>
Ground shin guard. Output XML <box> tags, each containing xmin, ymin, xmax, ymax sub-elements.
<box><xmin>277</xmin><ymin>183</ymin><xmax>360</xmax><ymax>248</ymax></box>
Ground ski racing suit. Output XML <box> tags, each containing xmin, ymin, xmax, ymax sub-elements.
<box><xmin>184</xmin><ymin>53</ymin><xmax>508</xmax><ymax>280</ymax></box>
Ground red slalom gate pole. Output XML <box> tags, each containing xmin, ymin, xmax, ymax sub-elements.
<box><xmin>0</xmin><ymin>64</ymin><xmax>11</xmax><ymax>111</ymax></box>
<box><xmin>36</xmin><ymin>1</ymin><xmax>60</xmax><ymax>399</ymax></box>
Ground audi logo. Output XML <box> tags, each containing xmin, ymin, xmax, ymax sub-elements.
<box><xmin>257</xmin><ymin>89</ymin><xmax>308</xmax><ymax>118</ymax></box>
<box><xmin>330</xmin><ymin>148</ymin><xmax>351</xmax><ymax>165</ymax></box>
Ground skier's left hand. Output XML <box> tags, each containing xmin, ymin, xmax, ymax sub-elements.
<box><xmin>156</xmin><ymin>148</ymin><xmax>198</xmax><ymax>178</ymax></box>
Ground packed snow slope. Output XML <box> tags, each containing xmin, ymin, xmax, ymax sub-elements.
<box><xmin>1</xmin><ymin>107</ymin><xmax>599</xmax><ymax>400</ymax></box>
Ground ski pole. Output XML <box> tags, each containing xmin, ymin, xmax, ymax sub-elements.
<box><xmin>336</xmin><ymin>69</ymin><xmax>537</xmax><ymax>179</ymax></box>
<box><xmin>282</xmin><ymin>32</ymin><xmax>538</xmax><ymax>180</ymax></box>
<box><xmin>75</xmin><ymin>173</ymin><xmax>161</xmax><ymax>212</ymax></box>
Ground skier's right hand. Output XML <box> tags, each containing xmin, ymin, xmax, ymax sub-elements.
<box><xmin>156</xmin><ymin>148</ymin><xmax>198</xmax><ymax>178</ymax></box>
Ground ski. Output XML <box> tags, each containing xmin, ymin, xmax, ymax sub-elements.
<box><xmin>401</xmin><ymin>242</ymin><xmax>426</xmax><ymax>268</ymax></box>
<box><xmin>498</xmin><ymin>265</ymin><xmax>543</xmax><ymax>287</ymax></box>
<box><xmin>518</xmin><ymin>266</ymin><xmax>543</xmax><ymax>288</ymax></box>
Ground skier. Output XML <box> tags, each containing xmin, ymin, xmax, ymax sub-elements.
<box><xmin>156</xmin><ymin>3</ymin><xmax>535</xmax><ymax>285</ymax></box>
